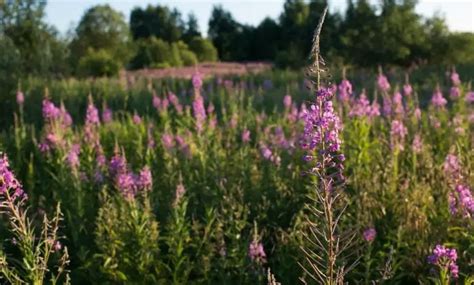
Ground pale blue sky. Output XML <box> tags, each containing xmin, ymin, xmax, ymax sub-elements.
<box><xmin>45</xmin><ymin>0</ymin><xmax>474</xmax><ymax>36</ymax></box>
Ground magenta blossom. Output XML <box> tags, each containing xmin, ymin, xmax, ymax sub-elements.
<box><xmin>465</xmin><ymin>91</ymin><xmax>474</xmax><ymax>103</ymax></box>
<box><xmin>102</xmin><ymin>107</ymin><xmax>113</xmax><ymax>123</ymax></box>
<box><xmin>428</xmin><ymin>245</ymin><xmax>459</xmax><ymax>279</ymax></box>
<box><xmin>431</xmin><ymin>89</ymin><xmax>447</xmax><ymax>108</ymax></box>
<box><xmin>377</xmin><ymin>74</ymin><xmax>391</xmax><ymax>92</ymax></box>
<box><xmin>242</xmin><ymin>129</ymin><xmax>251</xmax><ymax>143</ymax></box>
<box><xmin>16</xmin><ymin>90</ymin><xmax>24</xmax><ymax>105</ymax></box>
<box><xmin>283</xmin><ymin>95</ymin><xmax>292</xmax><ymax>109</ymax></box>
<box><xmin>133</xmin><ymin>113</ymin><xmax>142</xmax><ymax>124</ymax></box>
<box><xmin>248</xmin><ymin>240</ymin><xmax>266</xmax><ymax>264</ymax></box>
<box><xmin>338</xmin><ymin>79</ymin><xmax>352</xmax><ymax>101</ymax></box>
<box><xmin>192</xmin><ymin>72</ymin><xmax>203</xmax><ymax>90</ymax></box>
<box><xmin>403</xmin><ymin>84</ymin><xmax>413</xmax><ymax>96</ymax></box>
<box><xmin>363</xmin><ymin>228</ymin><xmax>376</xmax><ymax>242</ymax></box>
<box><xmin>450</xmin><ymin>86</ymin><xmax>460</xmax><ymax>99</ymax></box>
<box><xmin>450</xmin><ymin>71</ymin><xmax>461</xmax><ymax>86</ymax></box>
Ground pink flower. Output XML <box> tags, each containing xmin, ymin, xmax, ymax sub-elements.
<box><xmin>431</xmin><ymin>89</ymin><xmax>447</xmax><ymax>108</ymax></box>
<box><xmin>377</xmin><ymin>74</ymin><xmax>391</xmax><ymax>92</ymax></box>
<box><xmin>363</xmin><ymin>228</ymin><xmax>376</xmax><ymax>242</ymax></box>
<box><xmin>16</xmin><ymin>90</ymin><xmax>24</xmax><ymax>105</ymax></box>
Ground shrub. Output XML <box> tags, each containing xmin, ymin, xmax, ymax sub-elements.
<box><xmin>175</xmin><ymin>41</ymin><xmax>197</xmax><ymax>66</ymax></box>
<box><xmin>188</xmin><ymin>37</ymin><xmax>218</xmax><ymax>62</ymax></box>
<box><xmin>78</xmin><ymin>49</ymin><xmax>121</xmax><ymax>77</ymax></box>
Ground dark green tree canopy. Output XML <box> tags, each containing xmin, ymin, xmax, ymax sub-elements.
<box><xmin>130</xmin><ymin>5</ymin><xmax>185</xmax><ymax>42</ymax></box>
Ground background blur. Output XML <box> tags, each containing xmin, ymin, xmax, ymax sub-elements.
<box><xmin>1</xmin><ymin>0</ymin><xmax>474</xmax><ymax>89</ymax></box>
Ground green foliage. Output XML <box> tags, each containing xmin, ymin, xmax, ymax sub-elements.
<box><xmin>205</xmin><ymin>0</ymin><xmax>474</xmax><ymax>67</ymax></box>
<box><xmin>177</xmin><ymin>46</ymin><xmax>198</xmax><ymax>66</ymax></box>
<box><xmin>130</xmin><ymin>5</ymin><xmax>185</xmax><ymax>42</ymax></box>
<box><xmin>131</xmin><ymin>37</ymin><xmax>170</xmax><ymax>69</ymax></box>
<box><xmin>208</xmin><ymin>5</ymin><xmax>241</xmax><ymax>61</ymax></box>
<box><xmin>69</xmin><ymin>4</ymin><xmax>131</xmax><ymax>72</ymax></box>
<box><xmin>0</xmin><ymin>36</ymin><xmax>22</xmax><ymax>92</ymax></box>
<box><xmin>131</xmin><ymin>38</ymin><xmax>198</xmax><ymax>69</ymax></box>
<box><xmin>2</xmin><ymin>69</ymin><xmax>473</xmax><ymax>283</ymax></box>
<box><xmin>94</xmin><ymin>192</ymin><xmax>159</xmax><ymax>283</ymax></box>
<box><xmin>78</xmin><ymin>49</ymin><xmax>121</xmax><ymax>77</ymax></box>
<box><xmin>188</xmin><ymin>37</ymin><xmax>218</xmax><ymax>62</ymax></box>
<box><xmin>0</xmin><ymin>0</ymin><xmax>70</xmax><ymax>76</ymax></box>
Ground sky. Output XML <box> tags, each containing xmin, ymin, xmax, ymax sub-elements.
<box><xmin>45</xmin><ymin>0</ymin><xmax>474</xmax><ymax>36</ymax></box>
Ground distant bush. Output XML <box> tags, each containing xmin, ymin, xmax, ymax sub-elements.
<box><xmin>131</xmin><ymin>37</ymin><xmax>170</xmax><ymax>69</ymax></box>
<box><xmin>131</xmin><ymin>38</ymin><xmax>198</xmax><ymax>69</ymax></box>
<box><xmin>188</xmin><ymin>37</ymin><xmax>218</xmax><ymax>62</ymax></box>
<box><xmin>78</xmin><ymin>49</ymin><xmax>121</xmax><ymax>77</ymax></box>
<box><xmin>176</xmin><ymin>41</ymin><xmax>198</xmax><ymax>66</ymax></box>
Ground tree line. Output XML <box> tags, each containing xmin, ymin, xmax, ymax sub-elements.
<box><xmin>1</xmin><ymin>0</ymin><xmax>474</xmax><ymax>86</ymax></box>
<box><xmin>209</xmin><ymin>0</ymin><xmax>474</xmax><ymax>68</ymax></box>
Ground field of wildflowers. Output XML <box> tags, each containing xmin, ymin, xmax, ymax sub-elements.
<box><xmin>1</xmin><ymin>26</ymin><xmax>474</xmax><ymax>282</ymax></box>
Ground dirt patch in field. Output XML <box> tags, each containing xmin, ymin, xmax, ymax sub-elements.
<box><xmin>123</xmin><ymin>62</ymin><xmax>273</xmax><ymax>80</ymax></box>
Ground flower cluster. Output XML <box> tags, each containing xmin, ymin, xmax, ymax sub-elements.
<box><xmin>411</xmin><ymin>134</ymin><xmax>423</xmax><ymax>154</ymax></box>
<box><xmin>168</xmin><ymin>92</ymin><xmax>183</xmax><ymax>114</ymax></box>
<box><xmin>449</xmin><ymin>184</ymin><xmax>474</xmax><ymax>218</ymax></box>
<box><xmin>431</xmin><ymin>89</ymin><xmax>447</xmax><ymax>108</ymax></box>
<box><xmin>403</xmin><ymin>84</ymin><xmax>413</xmax><ymax>96</ymax></box>
<box><xmin>85</xmin><ymin>99</ymin><xmax>100</xmax><ymax>144</ymax></box>
<box><xmin>449</xmin><ymin>86</ymin><xmax>460</xmax><ymax>99</ymax></box>
<box><xmin>248</xmin><ymin>240</ymin><xmax>267</xmax><ymax>264</ymax></box>
<box><xmin>242</xmin><ymin>129</ymin><xmax>251</xmax><ymax>143</ymax></box>
<box><xmin>192</xmin><ymin>72</ymin><xmax>203</xmax><ymax>90</ymax></box>
<box><xmin>363</xmin><ymin>228</ymin><xmax>376</xmax><ymax>243</ymax></box>
<box><xmin>466</xmin><ymin>91</ymin><xmax>474</xmax><ymax>103</ymax></box>
<box><xmin>86</xmin><ymin>101</ymin><xmax>100</xmax><ymax>125</ymax></box>
<box><xmin>102</xmin><ymin>106</ymin><xmax>113</xmax><ymax>123</ymax></box>
<box><xmin>192</xmin><ymin>93</ymin><xmax>207</xmax><ymax>132</ymax></box>
<box><xmin>16</xmin><ymin>90</ymin><xmax>24</xmax><ymax>106</ymax></box>
<box><xmin>377</xmin><ymin>74</ymin><xmax>390</xmax><ymax>92</ymax></box>
<box><xmin>283</xmin><ymin>94</ymin><xmax>292</xmax><ymax>109</ymax></box>
<box><xmin>0</xmin><ymin>154</ymin><xmax>26</xmax><ymax>200</ymax></box>
<box><xmin>427</xmin><ymin>245</ymin><xmax>458</xmax><ymax>279</ymax></box>
<box><xmin>300</xmin><ymin>87</ymin><xmax>344</xmax><ymax>181</ymax></box>
<box><xmin>259</xmin><ymin>143</ymin><xmax>281</xmax><ymax>166</ymax></box>
<box><xmin>66</xmin><ymin>144</ymin><xmax>81</xmax><ymax>170</ymax></box>
<box><xmin>338</xmin><ymin>79</ymin><xmax>352</xmax><ymax>102</ymax></box>
<box><xmin>392</xmin><ymin>91</ymin><xmax>404</xmax><ymax>115</ymax></box>
<box><xmin>450</xmin><ymin>70</ymin><xmax>461</xmax><ymax>86</ymax></box>
<box><xmin>39</xmin><ymin>99</ymin><xmax>72</xmax><ymax>152</ymax></box>
<box><xmin>349</xmin><ymin>92</ymin><xmax>380</xmax><ymax>118</ymax></box>
<box><xmin>390</xmin><ymin>120</ymin><xmax>408</xmax><ymax>151</ymax></box>
<box><xmin>443</xmin><ymin>154</ymin><xmax>461</xmax><ymax>179</ymax></box>
<box><xmin>114</xmin><ymin>163</ymin><xmax>153</xmax><ymax>199</ymax></box>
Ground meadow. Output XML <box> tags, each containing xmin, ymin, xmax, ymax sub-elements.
<box><xmin>0</xmin><ymin>63</ymin><xmax>473</xmax><ymax>284</ymax></box>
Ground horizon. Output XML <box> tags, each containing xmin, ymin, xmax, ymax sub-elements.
<box><xmin>46</xmin><ymin>0</ymin><xmax>474</xmax><ymax>36</ymax></box>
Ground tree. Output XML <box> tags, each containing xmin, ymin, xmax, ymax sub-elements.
<box><xmin>208</xmin><ymin>5</ymin><xmax>241</xmax><ymax>61</ymax></box>
<box><xmin>276</xmin><ymin>0</ymin><xmax>310</xmax><ymax>67</ymax></box>
<box><xmin>183</xmin><ymin>13</ymin><xmax>201</xmax><ymax>43</ymax></box>
<box><xmin>376</xmin><ymin>0</ymin><xmax>428</xmax><ymax>65</ymax></box>
<box><xmin>250</xmin><ymin>18</ymin><xmax>280</xmax><ymax>61</ymax></box>
<box><xmin>70</xmin><ymin>4</ymin><xmax>131</xmax><ymax>71</ymax></box>
<box><xmin>130</xmin><ymin>5</ymin><xmax>185</xmax><ymax>42</ymax></box>
<box><xmin>0</xmin><ymin>0</ymin><xmax>69</xmax><ymax>75</ymax></box>
<box><xmin>340</xmin><ymin>0</ymin><xmax>381</xmax><ymax>66</ymax></box>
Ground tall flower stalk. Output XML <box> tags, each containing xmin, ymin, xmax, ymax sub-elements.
<box><xmin>0</xmin><ymin>153</ymin><xmax>70</xmax><ymax>284</ymax></box>
<box><xmin>299</xmin><ymin>7</ymin><xmax>357</xmax><ymax>284</ymax></box>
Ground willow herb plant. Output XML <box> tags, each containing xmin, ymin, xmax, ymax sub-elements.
<box><xmin>0</xmin><ymin>153</ymin><xmax>70</xmax><ymax>285</ymax></box>
<box><xmin>299</xmin><ymin>7</ymin><xmax>357</xmax><ymax>284</ymax></box>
